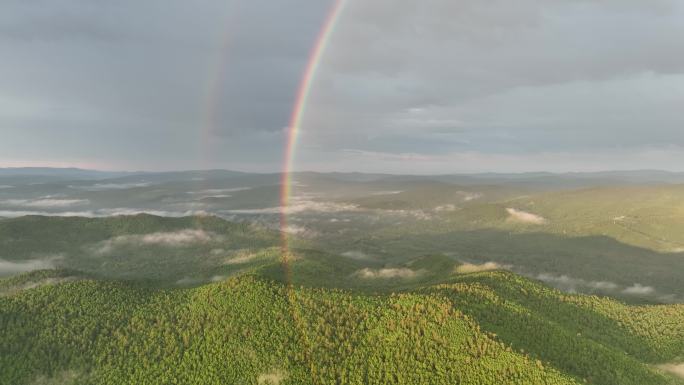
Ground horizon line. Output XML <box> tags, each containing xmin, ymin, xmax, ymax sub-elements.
<box><xmin>1</xmin><ymin>166</ymin><xmax>683</xmax><ymax>176</ymax></box>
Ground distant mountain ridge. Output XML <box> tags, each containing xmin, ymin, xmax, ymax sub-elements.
<box><xmin>3</xmin><ymin>167</ymin><xmax>684</xmax><ymax>184</ymax></box>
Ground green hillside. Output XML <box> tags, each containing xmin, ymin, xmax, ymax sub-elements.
<box><xmin>1</xmin><ymin>269</ymin><xmax>683</xmax><ymax>385</ymax></box>
<box><xmin>504</xmin><ymin>185</ymin><xmax>684</xmax><ymax>253</ymax></box>
<box><xmin>0</xmin><ymin>215</ymin><xmax>280</xmax><ymax>284</ymax></box>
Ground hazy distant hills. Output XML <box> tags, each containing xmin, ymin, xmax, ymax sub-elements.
<box><xmin>0</xmin><ymin>167</ymin><xmax>136</xmax><ymax>180</ymax></box>
<box><xmin>4</xmin><ymin>167</ymin><xmax>684</xmax><ymax>186</ymax></box>
<box><xmin>3</xmin><ymin>168</ymin><xmax>684</xmax><ymax>302</ymax></box>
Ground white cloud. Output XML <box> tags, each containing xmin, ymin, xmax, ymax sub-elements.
<box><xmin>175</xmin><ymin>277</ymin><xmax>203</xmax><ymax>286</ymax></box>
<box><xmin>94</xmin><ymin>229</ymin><xmax>222</xmax><ymax>255</ymax></box>
<box><xmin>354</xmin><ymin>267</ymin><xmax>422</xmax><ymax>279</ymax></box>
<box><xmin>0</xmin><ymin>198</ymin><xmax>90</xmax><ymax>208</ymax></box>
<box><xmin>0</xmin><ymin>208</ymin><xmax>210</xmax><ymax>218</ymax></box>
<box><xmin>0</xmin><ymin>258</ymin><xmax>58</xmax><ymax>275</ymax></box>
<box><xmin>370</xmin><ymin>190</ymin><xmax>403</xmax><ymax>195</ymax></box>
<box><xmin>73</xmin><ymin>182</ymin><xmax>151</xmax><ymax>190</ymax></box>
<box><xmin>434</xmin><ymin>204</ymin><xmax>458</xmax><ymax>212</ymax></box>
<box><xmin>1</xmin><ymin>276</ymin><xmax>77</xmax><ymax>296</ymax></box>
<box><xmin>463</xmin><ymin>193</ymin><xmax>482</xmax><ymax>202</ymax></box>
<box><xmin>282</xmin><ymin>225</ymin><xmax>318</xmax><ymax>238</ymax></box>
<box><xmin>225</xmin><ymin>251</ymin><xmax>259</xmax><ymax>265</ymax></box>
<box><xmin>341</xmin><ymin>251</ymin><xmax>372</xmax><ymax>260</ymax></box>
<box><xmin>138</xmin><ymin>230</ymin><xmax>216</xmax><ymax>245</ymax></box>
<box><xmin>227</xmin><ymin>199</ymin><xmax>359</xmax><ymax>215</ymax></box>
<box><xmin>536</xmin><ymin>273</ymin><xmax>619</xmax><ymax>293</ymax></box>
<box><xmin>455</xmin><ymin>262</ymin><xmax>506</xmax><ymax>274</ymax></box>
<box><xmin>384</xmin><ymin>209</ymin><xmax>433</xmax><ymax>220</ymax></box>
<box><xmin>187</xmin><ymin>188</ymin><xmax>251</xmax><ymax>195</ymax></box>
<box><xmin>506</xmin><ymin>208</ymin><xmax>547</xmax><ymax>224</ymax></box>
<box><xmin>622</xmin><ymin>283</ymin><xmax>655</xmax><ymax>295</ymax></box>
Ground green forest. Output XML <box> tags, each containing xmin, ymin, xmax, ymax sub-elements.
<box><xmin>2</xmin><ymin>268</ymin><xmax>683</xmax><ymax>385</ymax></box>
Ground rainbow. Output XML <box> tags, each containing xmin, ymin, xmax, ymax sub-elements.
<box><xmin>201</xmin><ymin>2</ymin><xmax>237</xmax><ymax>169</ymax></box>
<box><xmin>279</xmin><ymin>0</ymin><xmax>347</xmax><ymax>254</ymax></box>
<box><xmin>276</xmin><ymin>3</ymin><xmax>347</xmax><ymax>374</ymax></box>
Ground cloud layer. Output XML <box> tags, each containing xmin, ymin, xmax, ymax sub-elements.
<box><xmin>0</xmin><ymin>258</ymin><xmax>57</xmax><ymax>275</ymax></box>
<box><xmin>354</xmin><ymin>267</ymin><xmax>422</xmax><ymax>279</ymax></box>
<box><xmin>455</xmin><ymin>262</ymin><xmax>505</xmax><ymax>274</ymax></box>
<box><xmin>0</xmin><ymin>198</ymin><xmax>90</xmax><ymax>208</ymax></box>
<box><xmin>2</xmin><ymin>0</ymin><xmax>684</xmax><ymax>172</ymax></box>
<box><xmin>506</xmin><ymin>208</ymin><xmax>547</xmax><ymax>225</ymax></box>
<box><xmin>94</xmin><ymin>229</ymin><xmax>222</xmax><ymax>254</ymax></box>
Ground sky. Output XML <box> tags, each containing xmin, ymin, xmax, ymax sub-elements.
<box><xmin>1</xmin><ymin>0</ymin><xmax>684</xmax><ymax>173</ymax></box>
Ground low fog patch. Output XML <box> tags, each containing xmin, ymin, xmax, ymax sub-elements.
<box><xmin>74</xmin><ymin>182</ymin><xmax>151</xmax><ymax>190</ymax></box>
<box><xmin>257</xmin><ymin>370</ymin><xmax>287</xmax><ymax>385</ymax></box>
<box><xmin>434</xmin><ymin>204</ymin><xmax>458</xmax><ymax>212</ymax></box>
<box><xmin>341</xmin><ymin>251</ymin><xmax>373</xmax><ymax>260</ymax></box>
<box><xmin>1</xmin><ymin>276</ymin><xmax>78</xmax><ymax>296</ymax></box>
<box><xmin>0</xmin><ymin>257</ymin><xmax>59</xmax><ymax>276</ymax></box>
<box><xmin>462</xmin><ymin>192</ymin><xmax>482</xmax><ymax>202</ymax></box>
<box><xmin>506</xmin><ymin>208</ymin><xmax>547</xmax><ymax>224</ymax></box>
<box><xmin>176</xmin><ymin>274</ymin><xmax>233</xmax><ymax>286</ymax></box>
<box><xmin>354</xmin><ymin>267</ymin><xmax>423</xmax><ymax>279</ymax></box>
<box><xmin>188</xmin><ymin>187</ymin><xmax>251</xmax><ymax>195</ymax></box>
<box><xmin>455</xmin><ymin>262</ymin><xmax>506</xmax><ymax>274</ymax></box>
<box><xmin>282</xmin><ymin>225</ymin><xmax>319</xmax><ymax>238</ymax></box>
<box><xmin>228</xmin><ymin>199</ymin><xmax>359</xmax><ymax>215</ymax></box>
<box><xmin>0</xmin><ymin>198</ymin><xmax>90</xmax><ymax>208</ymax></box>
<box><xmin>385</xmin><ymin>209</ymin><xmax>432</xmax><ymax>220</ymax></box>
<box><xmin>226</xmin><ymin>207</ymin><xmax>287</xmax><ymax>214</ymax></box>
<box><xmin>175</xmin><ymin>277</ymin><xmax>204</xmax><ymax>286</ymax></box>
<box><xmin>94</xmin><ymin>229</ymin><xmax>223</xmax><ymax>254</ymax></box>
<box><xmin>0</xmin><ymin>208</ymin><xmax>210</xmax><ymax>218</ymax></box>
<box><xmin>225</xmin><ymin>250</ymin><xmax>260</xmax><ymax>265</ymax></box>
<box><xmin>658</xmin><ymin>363</ymin><xmax>684</xmax><ymax>379</ymax></box>
<box><xmin>370</xmin><ymin>190</ymin><xmax>403</xmax><ymax>195</ymax></box>
<box><xmin>535</xmin><ymin>274</ymin><xmax>666</xmax><ymax>299</ymax></box>
<box><xmin>622</xmin><ymin>283</ymin><xmax>655</xmax><ymax>295</ymax></box>
<box><xmin>329</xmin><ymin>218</ymin><xmax>351</xmax><ymax>223</ymax></box>
<box><xmin>536</xmin><ymin>273</ymin><xmax>619</xmax><ymax>293</ymax></box>
<box><xmin>0</xmin><ymin>210</ymin><xmax>94</xmax><ymax>218</ymax></box>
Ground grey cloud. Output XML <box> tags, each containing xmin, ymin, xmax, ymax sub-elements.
<box><xmin>0</xmin><ymin>0</ymin><xmax>334</xmax><ymax>169</ymax></box>
<box><xmin>0</xmin><ymin>258</ymin><xmax>58</xmax><ymax>276</ymax></box>
<box><xmin>298</xmin><ymin>0</ymin><xmax>684</xmax><ymax>167</ymax></box>
<box><xmin>2</xmin><ymin>0</ymin><xmax>684</xmax><ymax>172</ymax></box>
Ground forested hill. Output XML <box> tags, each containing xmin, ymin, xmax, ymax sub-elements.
<box><xmin>2</xmin><ymin>270</ymin><xmax>683</xmax><ymax>385</ymax></box>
